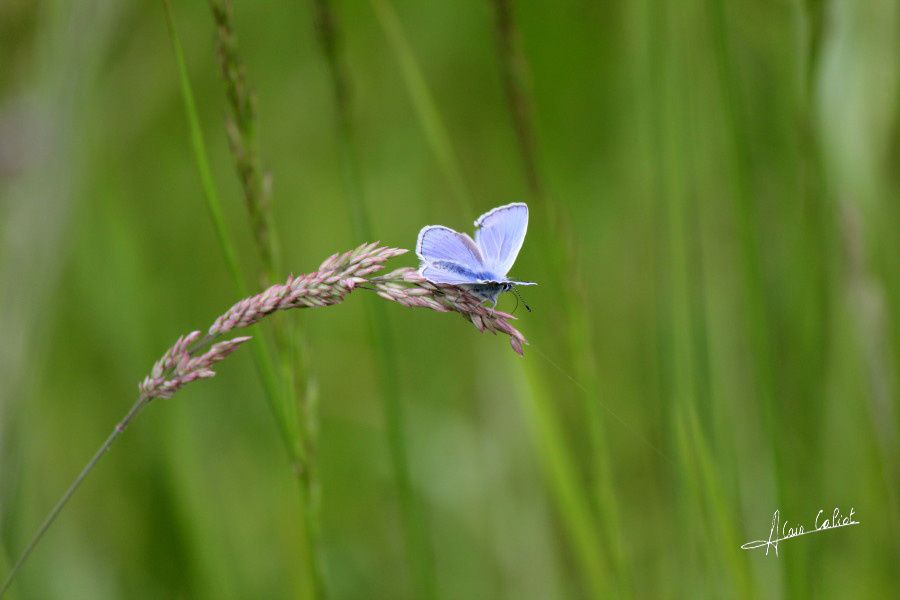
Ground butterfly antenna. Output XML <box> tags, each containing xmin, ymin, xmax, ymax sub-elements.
<box><xmin>510</xmin><ymin>291</ymin><xmax>520</xmax><ymax>314</ymax></box>
<box><xmin>513</xmin><ymin>286</ymin><xmax>532</xmax><ymax>312</ymax></box>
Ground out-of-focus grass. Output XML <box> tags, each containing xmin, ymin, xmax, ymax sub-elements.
<box><xmin>163</xmin><ymin>1</ymin><xmax>322</xmax><ymax>597</ymax></box>
<box><xmin>1</xmin><ymin>0</ymin><xmax>898</xmax><ymax>599</ymax></box>
<box><xmin>312</xmin><ymin>1</ymin><xmax>436</xmax><ymax>597</ymax></box>
<box><xmin>371</xmin><ymin>1</ymin><xmax>616</xmax><ymax>596</ymax></box>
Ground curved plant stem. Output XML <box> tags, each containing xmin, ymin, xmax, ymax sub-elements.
<box><xmin>0</xmin><ymin>398</ymin><xmax>148</xmax><ymax>598</ymax></box>
<box><xmin>0</xmin><ymin>242</ymin><xmax>526</xmax><ymax>597</ymax></box>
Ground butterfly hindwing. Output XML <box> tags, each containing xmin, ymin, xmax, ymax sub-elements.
<box><xmin>420</xmin><ymin>262</ymin><xmax>489</xmax><ymax>285</ymax></box>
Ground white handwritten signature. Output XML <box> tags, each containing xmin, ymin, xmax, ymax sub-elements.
<box><xmin>741</xmin><ymin>507</ymin><xmax>860</xmax><ymax>556</ymax></box>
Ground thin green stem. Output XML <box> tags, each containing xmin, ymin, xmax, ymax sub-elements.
<box><xmin>704</xmin><ymin>6</ymin><xmax>791</xmax><ymax>594</ymax></box>
<box><xmin>0</xmin><ymin>397</ymin><xmax>148</xmax><ymax>598</ymax></box>
<box><xmin>370</xmin><ymin>314</ymin><xmax>436</xmax><ymax>599</ymax></box>
<box><xmin>208</xmin><ymin>0</ymin><xmax>282</xmax><ymax>283</ymax></box>
<box><xmin>706</xmin><ymin>0</ymin><xmax>781</xmax><ymax>480</ymax></box>
<box><xmin>489</xmin><ymin>1</ymin><xmax>629</xmax><ymax>591</ymax></box>
<box><xmin>161</xmin><ymin>0</ymin><xmax>289</xmax><ymax>453</ymax></box>
<box><xmin>206</xmin><ymin>6</ymin><xmax>321</xmax><ymax>580</ymax></box>
<box><xmin>520</xmin><ymin>365</ymin><xmax>611</xmax><ymax>599</ymax></box>
<box><xmin>370</xmin><ymin>0</ymin><xmax>474</xmax><ymax>217</ymax></box>
<box><xmin>370</xmin><ymin>1</ymin><xmax>611</xmax><ymax>595</ymax></box>
<box><xmin>489</xmin><ymin>0</ymin><xmax>542</xmax><ymax>200</ymax></box>
<box><xmin>310</xmin><ymin>2</ymin><xmax>436</xmax><ymax>596</ymax></box>
<box><xmin>162</xmin><ymin>3</ymin><xmax>321</xmax><ymax>596</ymax></box>
<box><xmin>293</xmin><ymin>457</ymin><xmax>326</xmax><ymax>600</ymax></box>
<box><xmin>206</xmin><ymin>0</ymin><xmax>317</xmax><ymax>538</ymax></box>
<box><xmin>163</xmin><ymin>0</ymin><xmax>244</xmax><ymax>292</ymax></box>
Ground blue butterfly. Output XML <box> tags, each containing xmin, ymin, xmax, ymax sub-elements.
<box><xmin>416</xmin><ymin>202</ymin><xmax>536</xmax><ymax>307</ymax></box>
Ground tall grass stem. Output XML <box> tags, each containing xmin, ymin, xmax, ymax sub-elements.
<box><xmin>311</xmin><ymin>3</ymin><xmax>437</xmax><ymax>595</ymax></box>
<box><xmin>372</xmin><ymin>1</ymin><xmax>611</xmax><ymax>594</ymax></box>
<box><xmin>162</xmin><ymin>2</ymin><xmax>322</xmax><ymax>596</ymax></box>
<box><xmin>208</xmin><ymin>0</ymin><xmax>282</xmax><ymax>282</ymax></box>
<box><xmin>489</xmin><ymin>0</ymin><xmax>629</xmax><ymax>589</ymax></box>
<box><xmin>370</xmin><ymin>0</ymin><xmax>473</xmax><ymax>217</ymax></box>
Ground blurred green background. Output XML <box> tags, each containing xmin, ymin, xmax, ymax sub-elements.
<box><xmin>1</xmin><ymin>0</ymin><xmax>898</xmax><ymax>598</ymax></box>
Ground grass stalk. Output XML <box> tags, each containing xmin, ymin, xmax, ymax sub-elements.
<box><xmin>705</xmin><ymin>0</ymin><xmax>783</xmax><ymax>483</ymax></box>
<box><xmin>162</xmin><ymin>2</ymin><xmax>323</xmax><ymax>596</ymax></box>
<box><xmin>0</xmin><ymin>244</ymin><xmax>517</xmax><ymax>597</ymax></box>
<box><xmin>369</xmin><ymin>0</ymin><xmax>473</xmax><ymax>217</ymax></box>
<box><xmin>208</xmin><ymin>0</ymin><xmax>282</xmax><ymax>283</ymax></box>
<box><xmin>705</xmin><ymin>1</ymin><xmax>791</xmax><ymax>593</ymax></box>
<box><xmin>489</xmin><ymin>0</ymin><xmax>542</xmax><ymax>200</ymax></box>
<box><xmin>371</xmin><ymin>1</ymin><xmax>611</xmax><ymax>595</ymax></box>
<box><xmin>310</xmin><ymin>2</ymin><xmax>436</xmax><ymax>596</ymax></box>
<box><xmin>0</xmin><ymin>398</ymin><xmax>147</xmax><ymax>598</ymax></box>
<box><xmin>519</xmin><ymin>364</ymin><xmax>612</xmax><ymax>599</ymax></box>
<box><xmin>656</xmin><ymin>13</ymin><xmax>702</xmax><ymax>588</ymax></box>
<box><xmin>489</xmin><ymin>0</ymin><xmax>629</xmax><ymax>591</ymax></box>
<box><xmin>161</xmin><ymin>0</ymin><xmax>294</xmax><ymax>455</ymax></box>
<box><xmin>163</xmin><ymin>0</ymin><xmax>245</xmax><ymax>293</ymax></box>
<box><xmin>659</xmin><ymin>1</ymin><xmax>766</xmax><ymax>595</ymax></box>
<box><xmin>207</xmin><ymin>5</ymin><xmax>324</xmax><ymax>591</ymax></box>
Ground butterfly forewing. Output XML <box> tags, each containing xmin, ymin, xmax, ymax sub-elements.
<box><xmin>416</xmin><ymin>225</ymin><xmax>483</xmax><ymax>268</ymax></box>
<box><xmin>473</xmin><ymin>203</ymin><xmax>528</xmax><ymax>277</ymax></box>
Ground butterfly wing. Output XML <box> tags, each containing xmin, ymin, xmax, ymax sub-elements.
<box><xmin>416</xmin><ymin>225</ymin><xmax>483</xmax><ymax>266</ymax></box>
<box><xmin>473</xmin><ymin>202</ymin><xmax>528</xmax><ymax>278</ymax></box>
<box><xmin>420</xmin><ymin>262</ymin><xmax>488</xmax><ymax>285</ymax></box>
<box><xmin>417</xmin><ymin>225</ymin><xmax>489</xmax><ymax>284</ymax></box>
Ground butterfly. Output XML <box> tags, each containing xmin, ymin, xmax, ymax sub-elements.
<box><xmin>416</xmin><ymin>202</ymin><xmax>537</xmax><ymax>308</ymax></box>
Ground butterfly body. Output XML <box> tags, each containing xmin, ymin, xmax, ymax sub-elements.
<box><xmin>462</xmin><ymin>281</ymin><xmax>513</xmax><ymax>305</ymax></box>
<box><xmin>416</xmin><ymin>202</ymin><xmax>536</xmax><ymax>307</ymax></box>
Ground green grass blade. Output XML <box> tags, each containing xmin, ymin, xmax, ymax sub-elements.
<box><xmin>519</xmin><ymin>363</ymin><xmax>612</xmax><ymax>598</ymax></box>
<box><xmin>370</xmin><ymin>2</ymin><xmax>613</xmax><ymax>595</ymax></box>
<box><xmin>161</xmin><ymin>3</ymin><xmax>321</xmax><ymax>597</ymax></box>
<box><xmin>208</xmin><ymin>0</ymin><xmax>282</xmax><ymax>282</ymax></box>
<box><xmin>205</xmin><ymin>8</ymin><xmax>323</xmax><ymax>590</ymax></box>
<box><xmin>489</xmin><ymin>1</ymin><xmax>629</xmax><ymax>591</ymax></box>
<box><xmin>163</xmin><ymin>0</ymin><xmax>245</xmax><ymax>294</ymax></box>
<box><xmin>311</xmin><ymin>2</ymin><xmax>436</xmax><ymax>596</ymax></box>
<box><xmin>370</xmin><ymin>0</ymin><xmax>473</xmax><ymax>217</ymax></box>
<box><xmin>162</xmin><ymin>0</ymin><xmax>290</xmax><ymax>448</ymax></box>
